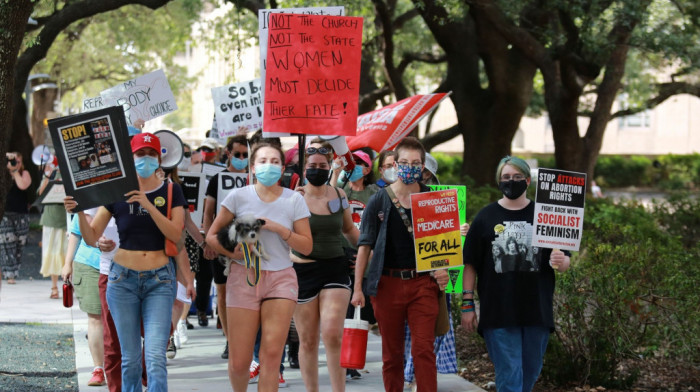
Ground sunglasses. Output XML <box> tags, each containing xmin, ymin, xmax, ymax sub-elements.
<box><xmin>183</xmin><ymin>151</ymin><xmax>192</xmax><ymax>158</ymax></box>
<box><xmin>232</xmin><ymin>151</ymin><xmax>248</xmax><ymax>159</ymax></box>
<box><xmin>328</xmin><ymin>196</ymin><xmax>349</xmax><ymax>213</ymax></box>
<box><xmin>198</xmin><ymin>147</ymin><xmax>213</xmax><ymax>153</ymax></box>
<box><xmin>306</xmin><ymin>147</ymin><xmax>331</xmax><ymax>155</ymax></box>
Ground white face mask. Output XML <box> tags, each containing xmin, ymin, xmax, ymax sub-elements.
<box><xmin>383</xmin><ymin>167</ymin><xmax>398</xmax><ymax>184</ymax></box>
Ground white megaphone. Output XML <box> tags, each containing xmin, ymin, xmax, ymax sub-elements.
<box><xmin>319</xmin><ymin>135</ymin><xmax>356</xmax><ymax>174</ymax></box>
<box><xmin>154</xmin><ymin>130</ymin><xmax>184</xmax><ymax>169</ymax></box>
<box><xmin>31</xmin><ymin>145</ymin><xmax>56</xmax><ymax>168</ymax></box>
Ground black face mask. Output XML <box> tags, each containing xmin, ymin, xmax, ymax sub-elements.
<box><xmin>305</xmin><ymin>168</ymin><xmax>330</xmax><ymax>186</ymax></box>
<box><xmin>498</xmin><ymin>180</ymin><xmax>528</xmax><ymax>200</ymax></box>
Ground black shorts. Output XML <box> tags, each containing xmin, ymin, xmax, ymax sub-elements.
<box><xmin>293</xmin><ymin>256</ymin><xmax>351</xmax><ymax>304</ymax></box>
<box><xmin>212</xmin><ymin>257</ymin><xmax>227</xmax><ymax>285</ymax></box>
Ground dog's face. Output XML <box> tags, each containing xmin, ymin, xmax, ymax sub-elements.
<box><xmin>235</xmin><ymin>218</ymin><xmax>265</xmax><ymax>243</ymax></box>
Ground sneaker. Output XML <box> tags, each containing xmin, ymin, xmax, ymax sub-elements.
<box><xmin>346</xmin><ymin>368</ymin><xmax>362</xmax><ymax>380</ymax></box>
<box><xmin>221</xmin><ymin>341</ymin><xmax>229</xmax><ymax>359</ymax></box>
<box><xmin>87</xmin><ymin>367</ymin><xmax>106</xmax><ymax>386</ymax></box>
<box><xmin>185</xmin><ymin>318</ymin><xmax>194</xmax><ymax>330</ymax></box>
<box><xmin>289</xmin><ymin>356</ymin><xmax>299</xmax><ymax>369</ymax></box>
<box><xmin>248</xmin><ymin>360</ymin><xmax>260</xmax><ymax>384</ymax></box>
<box><xmin>177</xmin><ymin>320</ymin><xmax>188</xmax><ymax>345</ymax></box>
<box><xmin>173</xmin><ymin>329</ymin><xmax>181</xmax><ymax>349</ymax></box>
<box><xmin>198</xmin><ymin>311</ymin><xmax>209</xmax><ymax>327</ymax></box>
<box><xmin>279</xmin><ymin>372</ymin><xmax>288</xmax><ymax>388</ymax></box>
<box><xmin>166</xmin><ymin>336</ymin><xmax>177</xmax><ymax>359</ymax></box>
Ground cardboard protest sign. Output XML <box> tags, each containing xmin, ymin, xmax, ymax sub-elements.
<box><xmin>100</xmin><ymin>69</ymin><xmax>178</xmax><ymax>126</ymax></box>
<box><xmin>263</xmin><ymin>13</ymin><xmax>363</xmax><ymax>136</ymax></box>
<box><xmin>178</xmin><ymin>172</ymin><xmax>207</xmax><ymax>228</ymax></box>
<box><xmin>201</xmin><ymin>162</ymin><xmax>224</xmax><ymax>181</ymax></box>
<box><xmin>428</xmin><ymin>184</ymin><xmax>467</xmax><ymax>293</ymax></box>
<box><xmin>411</xmin><ymin>189</ymin><xmax>462</xmax><ymax>272</ymax></box>
<box><xmin>532</xmin><ymin>168</ymin><xmax>586</xmax><ymax>251</ymax></box>
<box><xmin>258</xmin><ymin>6</ymin><xmax>344</xmax><ymax>137</ymax></box>
<box><xmin>82</xmin><ymin>96</ymin><xmax>105</xmax><ymax>113</ymax></box>
<box><xmin>347</xmin><ymin>93</ymin><xmax>451</xmax><ymax>152</ymax></box>
<box><xmin>216</xmin><ymin>172</ymin><xmax>248</xmax><ymax>213</ymax></box>
<box><xmin>212</xmin><ymin>79</ymin><xmax>263</xmax><ymax>139</ymax></box>
<box><xmin>48</xmin><ymin>106</ymin><xmax>138</xmax><ymax>212</ymax></box>
<box><xmin>35</xmin><ymin>181</ymin><xmax>66</xmax><ymax>205</ymax></box>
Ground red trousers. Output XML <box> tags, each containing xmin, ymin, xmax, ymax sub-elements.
<box><xmin>371</xmin><ymin>274</ymin><xmax>439</xmax><ymax>392</ymax></box>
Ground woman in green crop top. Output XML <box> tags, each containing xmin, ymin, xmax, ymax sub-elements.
<box><xmin>290</xmin><ymin>140</ymin><xmax>359</xmax><ymax>392</ymax></box>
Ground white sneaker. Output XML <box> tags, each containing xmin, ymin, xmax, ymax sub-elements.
<box><xmin>177</xmin><ymin>320</ymin><xmax>188</xmax><ymax>345</ymax></box>
<box><xmin>248</xmin><ymin>360</ymin><xmax>260</xmax><ymax>384</ymax></box>
<box><xmin>173</xmin><ymin>330</ymin><xmax>181</xmax><ymax>349</ymax></box>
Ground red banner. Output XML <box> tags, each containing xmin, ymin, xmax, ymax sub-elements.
<box><xmin>347</xmin><ymin>93</ymin><xmax>451</xmax><ymax>152</ymax></box>
<box><xmin>263</xmin><ymin>14</ymin><xmax>363</xmax><ymax>136</ymax></box>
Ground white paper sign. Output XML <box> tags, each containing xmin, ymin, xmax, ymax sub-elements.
<box><xmin>217</xmin><ymin>172</ymin><xmax>249</xmax><ymax>213</ymax></box>
<box><xmin>212</xmin><ymin>79</ymin><xmax>263</xmax><ymax>139</ymax></box>
<box><xmin>258</xmin><ymin>6</ymin><xmax>344</xmax><ymax>137</ymax></box>
<box><xmin>100</xmin><ymin>69</ymin><xmax>178</xmax><ymax>126</ymax></box>
<box><xmin>82</xmin><ymin>96</ymin><xmax>105</xmax><ymax>113</ymax></box>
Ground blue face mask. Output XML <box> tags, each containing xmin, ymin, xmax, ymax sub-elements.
<box><xmin>336</xmin><ymin>166</ymin><xmax>365</xmax><ymax>186</ymax></box>
<box><xmin>231</xmin><ymin>157</ymin><xmax>248</xmax><ymax>170</ymax></box>
<box><xmin>254</xmin><ymin>163</ymin><xmax>282</xmax><ymax>186</ymax></box>
<box><xmin>397</xmin><ymin>164</ymin><xmax>422</xmax><ymax>185</ymax></box>
<box><xmin>134</xmin><ymin>156</ymin><xmax>159</xmax><ymax>178</ymax></box>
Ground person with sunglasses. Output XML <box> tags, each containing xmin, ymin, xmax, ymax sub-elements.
<box><xmin>350</xmin><ymin>137</ymin><xmax>449</xmax><ymax>392</ymax></box>
<box><xmin>201</xmin><ymin>134</ymin><xmax>249</xmax><ymax>356</ymax></box>
<box><xmin>289</xmin><ymin>140</ymin><xmax>359</xmax><ymax>392</ymax></box>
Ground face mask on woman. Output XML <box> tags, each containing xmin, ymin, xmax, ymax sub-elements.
<box><xmin>383</xmin><ymin>167</ymin><xmax>398</xmax><ymax>184</ymax></box>
<box><xmin>498</xmin><ymin>179</ymin><xmax>528</xmax><ymax>199</ymax></box>
<box><xmin>254</xmin><ymin>163</ymin><xmax>282</xmax><ymax>186</ymax></box>
<box><xmin>305</xmin><ymin>168</ymin><xmax>330</xmax><ymax>186</ymax></box>
<box><xmin>135</xmin><ymin>156</ymin><xmax>159</xmax><ymax>178</ymax></box>
<box><xmin>397</xmin><ymin>164</ymin><xmax>422</xmax><ymax>185</ymax></box>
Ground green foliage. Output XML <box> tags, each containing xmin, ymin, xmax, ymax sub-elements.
<box><xmin>542</xmin><ymin>197</ymin><xmax>700</xmax><ymax>387</ymax></box>
<box><xmin>594</xmin><ymin>155</ymin><xmax>653</xmax><ymax>187</ymax></box>
<box><xmin>590</xmin><ymin>154</ymin><xmax>700</xmax><ymax>190</ymax></box>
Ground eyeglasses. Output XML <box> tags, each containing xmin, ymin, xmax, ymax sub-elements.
<box><xmin>183</xmin><ymin>151</ymin><xmax>192</xmax><ymax>158</ymax></box>
<box><xmin>500</xmin><ymin>174</ymin><xmax>526</xmax><ymax>181</ymax></box>
<box><xmin>328</xmin><ymin>196</ymin><xmax>349</xmax><ymax>213</ymax></box>
<box><xmin>306</xmin><ymin>147</ymin><xmax>331</xmax><ymax>155</ymax></box>
<box><xmin>397</xmin><ymin>160</ymin><xmax>422</xmax><ymax>168</ymax></box>
<box><xmin>232</xmin><ymin>151</ymin><xmax>248</xmax><ymax>159</ymax></box>
<box><xmin>381</xmin><ymin>164</ymin><xmax>393</xmax><ymax>170</ymax></box>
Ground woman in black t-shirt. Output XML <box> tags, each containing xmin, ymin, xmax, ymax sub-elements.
<box><xmin>461</xmin><ymin>156</ymin><xmax>571</xmax><ymax>392</ymax></box>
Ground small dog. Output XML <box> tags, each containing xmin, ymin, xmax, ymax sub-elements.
<box><xmin>217</xmin><ymin>215</ymin><xmax>268</xmax><ymax>276</ymax></box>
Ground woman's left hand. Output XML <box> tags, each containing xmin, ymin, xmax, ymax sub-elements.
<box><xmin>550</xmin><ymin>249</ymin><xmax>571</xmax><ymax>272</ymax></box>
<box><xmin>433</xmin><ymin>269</ymin><xmax>449</xmax><ymax>290</ymax></box>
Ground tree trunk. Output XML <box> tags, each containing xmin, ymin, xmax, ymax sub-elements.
<box><xmin>31</xmin><ymin>86</ymin><xmax>58</xmax><ymax>147</ymax></box>
<box><xmin>0</xmin><ymin>1</ymin><xmax>34</xmax><ymax>218</ymax></box>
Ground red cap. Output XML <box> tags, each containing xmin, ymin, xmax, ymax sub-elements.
<box><xmin>131</xmin><ymin>133</ymin><xmax>161</xmax><ymax>156</ymax></box>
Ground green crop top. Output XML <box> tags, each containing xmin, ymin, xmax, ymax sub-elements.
<box><xmin>293</xmin><ymin>188</ymin><xmax>347</xmax><ymax>260</ymax></box>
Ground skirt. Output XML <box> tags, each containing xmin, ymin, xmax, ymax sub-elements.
<box><xmin>40</xmin><ymin>226</ymin><xmax>67</xmax><ymax>277</ymax></box>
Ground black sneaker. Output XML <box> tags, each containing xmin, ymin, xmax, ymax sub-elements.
<box><xmin>346</xmin><ymin>369</ymin><xmax>361</xmax><ymax>380</ymax></box>
<box><xmin>221</xmin><ymin>341</ymin><xmax>229</xmax><ymax>359</ymax></box>
<box><xmin>185</xmin><ymin>319</ymin><xmax>194</xmax><ymax>330</ymax></box>
<box><xmin>289</xmin><ymin>356</ymin><xmax>299</xmax><ymax>369</ymax></box>
<box><xmin>167</xmin><ymin>336</ymin><xmax>177</xmax><ymax>359</ymax></box>
<box><xmin>198</xmin><ymin>311</ymin><xmax>209</xmax><ymax>327</ymax></box>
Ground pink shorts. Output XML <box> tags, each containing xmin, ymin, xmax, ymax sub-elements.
<box><xmin>226</xmin><ymin>262</ymin><xmax>298</xmax><ymax>311</ymax></box>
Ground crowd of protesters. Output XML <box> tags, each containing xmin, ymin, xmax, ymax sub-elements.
<box><xmin>0</xmin><ymin>117</ymin><xmax>573</xmax><ymax>392</ymax></box>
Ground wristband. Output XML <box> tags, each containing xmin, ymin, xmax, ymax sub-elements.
<box><xmin>462</xmin><ymin>289</ymin><xmax>474</xmax><ymax>295</ymax></box>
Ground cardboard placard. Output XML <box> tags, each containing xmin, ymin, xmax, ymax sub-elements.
<box><xmin>258</xmin><ymin>6</ymin><xmax>344</xmax><ymax>137</ymax></box>
<box><xmin>216</xmin><ymin>172</ymin><xmax>249</xmax><ymax>213</ymax></box>
<box><xmin>36</xmin><ymin>181</ymin><xmax>66</xmax><ymax>205</ymax></box>
<box><xmin>263</xmin><ymin>13</ymin><xmax>362</xmax><ymax>136</ymax></box>
<box><xmin>178</xmin><ymin>172</ymin><xmax>207</xmax><ymax>228</ymax></box>
<box><xmin>201</xmin><ymin>162</ymin><xmax>224</xmax><ymax>181</ymax></box>
<box><xmin>82</xmin><ymin>96</ymin><xmax>105</xmax><ymax>113</ymax></box>
<box><xmin>428</xmin><ymin>184</ymin><xmax>467</xmax><ymax>293</ymax></box>
<box><xmin>532</xmin><ymin>168</ymin><xmax>586</xmax><ymax>251</ymax></box>
<box><xmin>47</xmin><ymin>106</ymin><xmax>138</xmax><ymax>212</ymax></box>
<box><xmin>212</xmin><ymin>79</ymin><xmax>263</xmax><ymax>138</ymax></box>
<box><xmin>100</xmin><ymin>69</ymin><xmax>178</xmax><ymax>126</ymax></box>
<box><xmin>411</xmin><ymin>189</ymin><xmax>463</xmax><ymax>272</ymax></box>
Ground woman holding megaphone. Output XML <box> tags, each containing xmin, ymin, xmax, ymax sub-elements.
<box><xmin>64</xmin><ymin>133</ymin><xmax>188</xmax><ymax>391</ymax></box>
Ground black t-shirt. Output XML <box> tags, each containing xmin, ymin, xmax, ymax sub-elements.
<box><xmin>205</xmin><ymin>169</ymin><xmax>227</xmax><ymax>199</ymax></box>
<box><xmin>383</xmin><ymin>205</ymin><xmax>416</xmax><ymax>269</ymax></box>
<box><xmin>463</xmin><ymin>200</ymin><xmax>557</xmax><ymax>333</ymax></box>
<box><xmin>105</xmin><ymin>181</ymin><xmax>187</xmax><ymax>251</ymax></box>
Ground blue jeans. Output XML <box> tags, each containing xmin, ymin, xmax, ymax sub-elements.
<box><xmin>106</xmin><ymin>261</ymin><xmax>176</xmax><ymax>392</ymax></box>
<box><xmin>482</xmin><ymin>326</ymin><xmax>550</xmax><ymax>392</ymax></box>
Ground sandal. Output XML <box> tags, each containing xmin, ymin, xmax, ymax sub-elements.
<box><xmin>50</xmin><ymin>287</ymin><xmax>59</xmax><ymax>299</ymax></box>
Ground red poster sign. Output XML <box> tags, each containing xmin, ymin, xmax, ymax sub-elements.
<box><xmin>411</xmin><ymin>189</ymin><xmax>462</xmax><ymax>272</ymax></box>
<box><xmin>347</xmin><ymin>93</ymin><xmax>451</xmax><ymax>152</ymax></box>
<box><xmin>263</xmin><ymin>14</ymin><xmax>363</xmax><ymax>136</ymax></box>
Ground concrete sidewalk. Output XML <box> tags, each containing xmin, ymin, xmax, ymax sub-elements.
<box><xmin>1</xmin><ymin>279</ymin><xmax>483</xmax><ymax>391</ymax></box>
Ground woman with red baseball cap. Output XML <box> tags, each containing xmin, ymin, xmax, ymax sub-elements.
<box><xmin>65</xmin><ymin>132</ymin><xmax>188</xmax><ymax>391</ymax></box>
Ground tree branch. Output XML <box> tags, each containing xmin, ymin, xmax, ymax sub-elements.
<box><xmin>397</xmin><ymin>52</ymin><xmax>447</xmax><ymax>74</ymax></box>
<box><xmin>393</xmin><ymin>9</ymin><xmax>419</xmax><ymax>30</ymax></box>
<box><xmin>420</xmin><ymin>124</ymin><xmax>460</xmax><ymax>151</ymax></box>
<box><xmin>372</xmin><ymin>0</ymin><xmax>410</xmax><ymax>100</ymax></box>
<box><xmin>608</xmin><ymin>81</ymin><xmax>700</xmax><ymax>119</ymax></box>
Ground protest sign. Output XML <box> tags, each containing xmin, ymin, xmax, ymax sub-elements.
<box><xmin>532</xmin><ymin>168</ymin><xmax>586</xmax><ymax>251</ymax></box>
<box><xmin>258</xmin><ymin>6</ymin><xmax>344</xmax><ymax>137</ymax></box>
<box><xmin>347</xmin><ymin>93</ymin><xmax>451</xmax><ymax>152</ymax></box>
<box><xmin>48</xmin><ymin>106</ymin><xmax>138</xmax><ymax>212</ymax></box>
<box><xmin>263</xmin><ymin>13</ymin><xmax>362</xmax><ymax>136</ymax></box>
<box><xmin>35</xmin><ymin>181</ymin><xmax>66</xmax><ymax>205</ymax></box>
<box><xmin>100</xmin><ymin>69</ymin><xmax>178</xmax><ymax>126</ymax></box>
<box><xmin>201</xmin><ymin>162</ymin><xmax>224</xmax><ymax>181</ymax></box>
<box><xmin>411</xmin><ymin>189</ymin><xmax>462</xmax><ymax>272</ymax></box>
<box><xmin>429</xmin><ymin>184</ymin><xmax>467</xmax><ymax>293</ymax></box>
<box><xmin>178</xmin><ymin>172</ymin><xmax>207</xmax><ymax>228</ymax></box>
<box><xmin>212</xmin><ymin>79</ymin><xmax>263</xmax><ymax>139</ymax></box>
<box><xmin>216</xmin><ymin>172</ymin><xmax>249</xmax><ymax>213</ymax></box>
<box><xmin>82</xmin><ymin>96</ymin><xmax>105</xmax><ymax>113</ymax></box>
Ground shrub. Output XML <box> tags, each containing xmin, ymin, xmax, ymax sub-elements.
<box><xmin>594</xmin><ymin>155</ymin><xmax>653</xmax><ymax>187</ymax></box>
